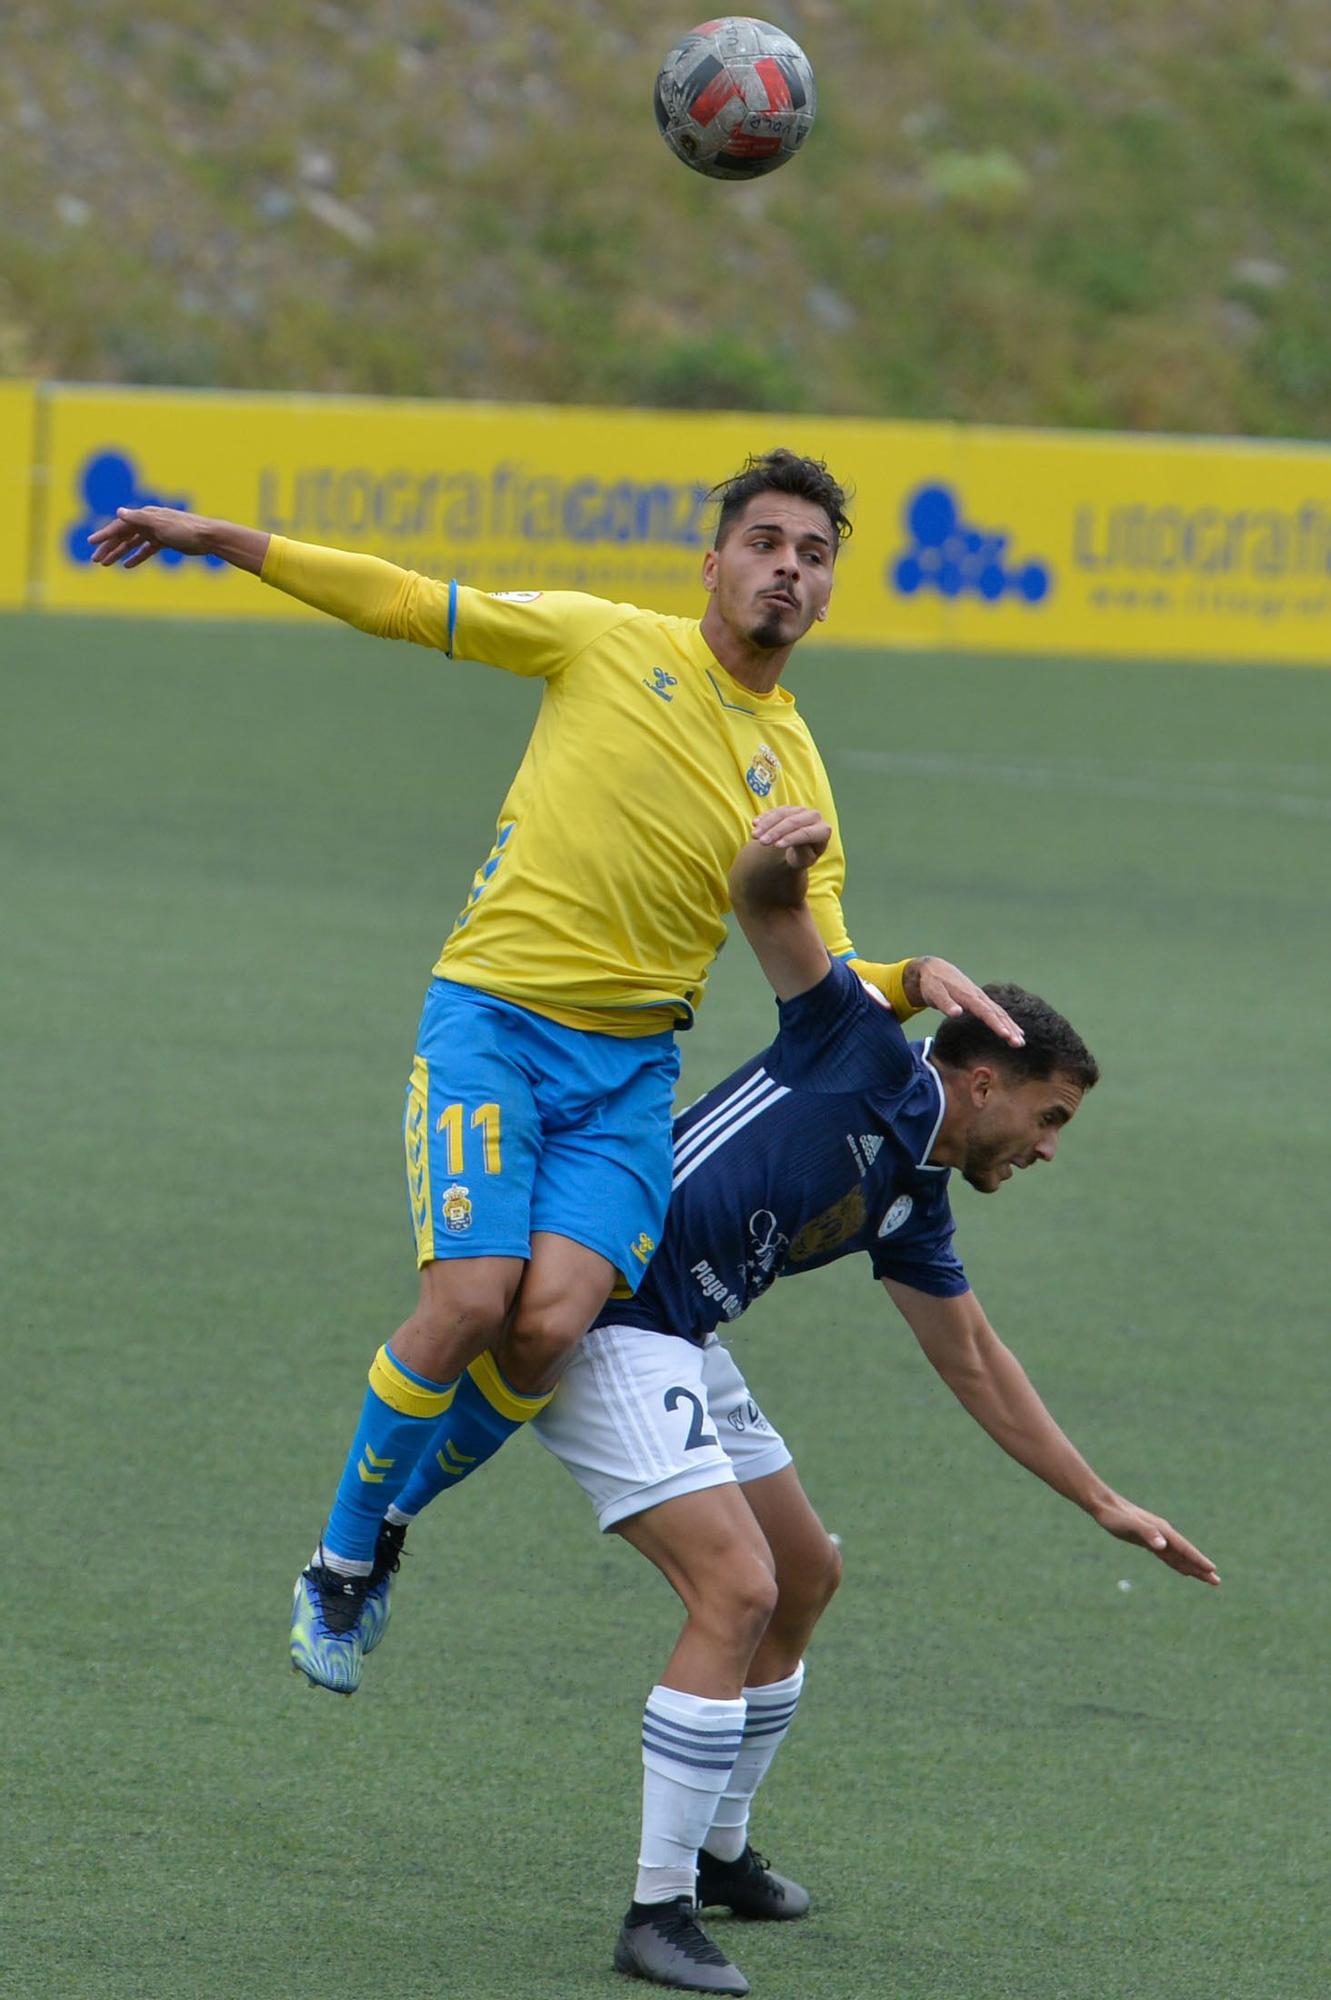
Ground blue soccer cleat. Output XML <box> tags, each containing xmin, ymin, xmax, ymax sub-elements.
<box><xmin>290</xmin><ymin>1556</ymin><xmax>369</xmax><ymax>1695</ymax></box>
<box><xmin>360</xmin><ymin>1518</ymin><xmax>408</xmax><ymax>1657</ymax></box>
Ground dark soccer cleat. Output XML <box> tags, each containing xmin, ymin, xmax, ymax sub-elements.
<box><xmin>696</xmin><ymin>1845</ymin><xmax>810</xmax><ymax>1921</ymax></box>
<box><xmin>360</xmin><ymin>1517</ymin><xmax>407</xmax><ymax>1656</ymax></box>
<box><xmin>289</xmin><ymin>1555</ymin><xmax>369</xmax><ymax>1695</ymax></box>
<box><xmin>613</xmin><ymin>1897</ymin><xmax>750</xmax><ymax>1995</ymax></box>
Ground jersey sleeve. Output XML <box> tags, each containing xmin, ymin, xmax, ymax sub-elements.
<box><xmin>794</xmin><ymin>739</ymin><xmax>920</xmax><ymax>1023</ymax></box>
<box><xmin>869</xmin><ymin>1181</ymin><xmax>970</xmax><ymax>1297</ymax></box>
<box><xmin>799</xmin><ymin>739</ymin><xmax>855</xmax><ymax>961</ymax></box>
<box><xmin>260</xmin><ymin>543</ymin><xmax>631</xmax><ymax>678</ymax></box>
<box><xmin>769</xmin><ymin>957</ymin><xmax>917</xmax><ymax>1096</ymax></box>
<box><xmin>262</xmin><ymin>536</ymin><xmax>453</xmax><ymax>644</ymax></box>
<box><xmin>450</xmin><ymin>588</ymin><xmax>637</xmax><ymax>678</ymax></box>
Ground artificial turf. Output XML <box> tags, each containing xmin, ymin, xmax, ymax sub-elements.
<box><xmin>4</xmin><ymin>612</ymin><xmax>1327</xmax><ymax>1998</ymax></box>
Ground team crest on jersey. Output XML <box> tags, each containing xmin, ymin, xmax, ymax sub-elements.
<box><xmin>745</xmin><ymin>743</ymin><xmax>781</xmax><ymax>797</ymax></box>
<box><xmin>488</xmin><ymin>590</ymin><xmax>543</xmax><ymax>602</ymax></box>
<box><xmin>789</xmin><ymin>1185</ymin><xmax>867</xmax><ymax>1263</ymax></box>
<box><xmin>441</xmin><ymin>1183</ymin><xmax>474</xmax><ymax>1233</ymax></box>
<box><xmin>877</xmin><ymin>1194</ymin><xmax>914</xmax><ymax>1238</ymax></box>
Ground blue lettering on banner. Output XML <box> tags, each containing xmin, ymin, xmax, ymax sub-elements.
<box><xmin>1073</xmin><ymin>501</ymin><xmax>1331</xmax><ymax>579</ymax></box>
<box><xmin>889</xmin><ymin>482</ymin><xmax>1052</xmax><ymax>605</ymax></box>
<box><xmin>66</xmin><ymin>451</ymin><xmax>228</xmax><ymax>569</ymax></box>
<box><xmin>256</xmin><ymin>463</ymin><xmax>711</xmax><ymax>549</ymax></box>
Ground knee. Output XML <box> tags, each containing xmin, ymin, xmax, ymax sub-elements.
<box><xmin>500</xmin><ymin>1299</ymin><xmax>594</xmax><ymax>1393</ymax></box>
<box><xmin>779</xmin><ymin>1531</ymin><xmax>843</xmax><ymax>1628</ymax></box>
<box><xmin>414</xmin><ymin>1268</ymin><xmax>512</xmax><ymax>1357</ymax></box>
<box><xmin>698</xmin><ymin>1551</ymin><xmax>780</xmax><ymax>1651</ymax></box>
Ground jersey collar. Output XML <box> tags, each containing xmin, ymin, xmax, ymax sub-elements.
<box><xmin>683</xmin><ymin>621</ymin><xmax>796</xmax><ymax>712</ymax></box>
<box><xmin>915</xmin><ymin>1037</ymin><xmax>949</xmax><ymax>1173</ymax></box>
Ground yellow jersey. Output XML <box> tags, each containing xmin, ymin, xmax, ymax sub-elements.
<box><xmin>262</xmin><ymin>539</ymin><xmax>913</xmax><ymax>1035</ymax></box>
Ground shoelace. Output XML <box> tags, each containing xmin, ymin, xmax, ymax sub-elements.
<box><xmin>309</xmin><ymin>1567</ymin><xmax>368</xmax><ymax>1635</ymax></box>
<box><xmin>646</xmin><ymin>1903</ymin><xmax>731</xmax><ymax>1967</ymax></box>
<box><xmin>368</xmin><ymin>1525</ymin><xmax>406</xmax><ymax>1587</ymax></box>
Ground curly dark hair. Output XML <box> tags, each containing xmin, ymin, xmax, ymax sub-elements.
<box><xmin>931</xmin><ymin>983</ymin><xmax>1100</xmax><ymax>1091</ymax></box>
<box><xmin>709</xmin><ymin>448</ymin><xmax>854</xmax><ymax>550</ymax></box>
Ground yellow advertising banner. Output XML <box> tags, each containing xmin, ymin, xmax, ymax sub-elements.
<box><xmin>33</xmin><ymin>382</ymin><xmax>1331</xmax><ymax>664</ymax></box>
<box><xmin>0</xmin><ymin>380</ymin><xmax>37</xmax><ymax>608</ymax></box>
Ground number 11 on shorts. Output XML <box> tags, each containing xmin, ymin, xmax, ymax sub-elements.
<box><xmin>435</xmin><ymin>1101</ymin><xmax>503</xmax><ymax>1176</ymax></box>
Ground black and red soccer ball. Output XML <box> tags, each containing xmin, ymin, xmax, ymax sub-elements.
<box><xmin>654</xmin><ymin>17</ymin><xmax>817</xmax><ymax>180</ymax></box>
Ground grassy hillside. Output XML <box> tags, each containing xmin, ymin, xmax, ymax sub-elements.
<box><xmin>3</xmin><ymin>1</ymin><xmax>1331</xmax><ymax>435</ymax></box>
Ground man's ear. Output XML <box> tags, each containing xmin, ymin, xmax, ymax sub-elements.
<box><xmin>968</xmin><ymin>1064</ymin><xmax>995</xmax><ymax>1108</ymax></box>
<box><xmin>815</xmin><ymin>604</ymin><xmax>828</xmax><ymax>621</ymax></box>
<box><xmin>701</xmin><ymin>549</ymin><xmax>719</xmax><ymax>594</ymax></box>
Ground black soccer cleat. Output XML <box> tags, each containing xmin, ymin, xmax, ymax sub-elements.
<box><xmin>360</xmin><ymin>1517</ymin><xmax>407</xmax><ymax>1656</ymax></box>
<box><xmin>696</xmin><ymin>1844</ymin><xmax>810</xmax><ymax>1921</ymax></box>
<box><xmin>613</xmin><ymin>1897</ymin><xmax>750</xmax><ymax>1994</ymax></box>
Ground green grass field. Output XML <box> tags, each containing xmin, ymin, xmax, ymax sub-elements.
<box><xmin>4</xmin><ymin>611</ymin><xmax>1327</xmax><ymax>1999</ymax></box>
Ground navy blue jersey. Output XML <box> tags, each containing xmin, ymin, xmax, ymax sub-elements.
<box><xmin>598</xmin><ymin>956</ymin><xmax>970</xmax><ymax>1346</ymax></box>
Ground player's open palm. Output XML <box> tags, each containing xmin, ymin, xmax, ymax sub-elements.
<box><xmin>1094</xmin><ymin>1492</ymin><xmax>1220</xmax><ymax>1584</ymax></box>
<box><xmin>89</xmin><ymin>505</ymin><xmax>211</xmax><ymax>568</ymax></box>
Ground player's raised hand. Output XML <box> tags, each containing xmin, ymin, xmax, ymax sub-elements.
<box><xmin>89</xmin><ymin>505</ymin><xmax>214</xmax><ymax>569</ymax></box>
<box><xmin>750</xmin><ymin>805</ymin><xmax>833</xmax><ymax>870</ymax></box>
<box><xmin>906</xmin><ymin>957</ymin><xmax>1026</xmax><ymax>1048</ymax></box>
<box><xmin>1093</xmin><ymin>1493</ymin><xmax>1220</xmax><ymax>1585</ymax></box>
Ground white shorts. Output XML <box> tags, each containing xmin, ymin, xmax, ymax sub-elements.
<box><xmin>532</xmin><ymin>1323</ymin><xmax>793</xmax><ymax>1531</ymax></box>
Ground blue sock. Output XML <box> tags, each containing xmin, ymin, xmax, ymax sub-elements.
<box><xmin>394</xmin><ymin>1353</ymin><xmax>552</xmax><ymax>1519</ymax></box>
<box><xmin>321</xmin><ymin>1343</ymin><xmax>458</xmax><ymax>1566</ymax></box>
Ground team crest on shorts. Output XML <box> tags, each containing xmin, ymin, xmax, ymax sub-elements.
<box><xmin>877</xmin><ymin>1194</ymin><xmax>914</xmax><ymax>1238</ymax></box>
<box><xmin>441</xmin><ymin>1183</ymin><xmax>474</xmax><ymax>1233</ymax></box>
<box><xmin>746</xmin><ymin>744</ymin><xmax>781</xmax><ymax>798</ymax></box>
<box><xmin>630</xmin><ymin>1232</ymin><xmax>656</xmax><ymax>1265</ymax></box>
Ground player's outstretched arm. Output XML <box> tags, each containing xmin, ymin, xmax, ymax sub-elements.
<box><xmin>729</xmin><ymin>806</ymin><xmax>838</xmax><ymax>1000</ymax></box>
<box><xmin>883</xmin><ymin>1278</ymin><xmax>1220</xmax><ymax>1585</ymax></box>
<box><xmin>90</xmin><ymin>506</ymin><xmax>451</xmax><ymax>645</ymax></box>
<box><xmin>90</xmin><ymin>507</ymin><xmax>268</xmax><ymax>574</ymax></box>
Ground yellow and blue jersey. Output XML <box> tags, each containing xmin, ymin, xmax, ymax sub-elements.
<box><xmin>599</xmin><ymin>957</ymin><xmax>971</xmax><ymax>1343</ymax></box>
<box><xmin>262</xmin><ymin>540</ymin><xmax>907</xmax><ymax>1036</ymax></box>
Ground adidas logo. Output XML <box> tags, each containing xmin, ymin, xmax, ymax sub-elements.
<box><xmin>847</xmin><ymin>1132</ymin><xmax>884</xmax><ymax>1174</ymax></box>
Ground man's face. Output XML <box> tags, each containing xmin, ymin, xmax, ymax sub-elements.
<box><xmin>957</xmin><ymin>1066</ymin><xmax>1084</xmax><ymax>1194</ymax></box>
<box><xmin>701</xmin><ymin>492</ymin><xmax>837</xmax><ymax>651</ymax></box>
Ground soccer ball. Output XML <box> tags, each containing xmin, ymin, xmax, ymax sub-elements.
<box><xmin>653</xmin><ymin>17</ymin><xmax>817</xmax><ymax>181</ymax></box>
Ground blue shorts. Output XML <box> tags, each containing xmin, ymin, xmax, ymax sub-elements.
<box><xmin>403</xmin><ymin>979</ymin><xmax>680</xmax><ymax>1288</ymax></box>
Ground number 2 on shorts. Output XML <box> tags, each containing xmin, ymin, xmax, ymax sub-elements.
<box><xmin>663</xmin><ymin>1386</ymin><xmax>719</xmax><ymax>1451</ymax></box>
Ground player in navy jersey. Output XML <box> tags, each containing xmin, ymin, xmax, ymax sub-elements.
<box><xmin>386</xmin><ymin>807</ymin><xmax>1218</xmax><ymax>1995</ymax></box>
<box><xmin>538</xmin><ymin>806</ymin><xmax>1218</xmax><ymax>1994</ymax></box>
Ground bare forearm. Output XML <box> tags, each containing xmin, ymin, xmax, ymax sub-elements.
<box><xmin>730</xmin><ymin>839</ymin><xmax>809</xmax><ymax>915</ymax></box>
<box><xmin>199</xmin><ymin>519</ymin><xmax>269</xmax><ymax>575</ymax></box>
<box><xmin>934</xmin><ymin>1329</ymin><xmax>1113</xmax><ymax>1516</ymax></box>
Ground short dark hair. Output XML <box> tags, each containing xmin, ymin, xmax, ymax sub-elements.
<box><xmin>710</xmin><ymin>448</ymin><xmax>853</xmax><ymax>550</ymax></box>
<box><xmin>931</xmin><ymin>983</ymin><xmax>1100</xmax><ymax>1091</ymax></box>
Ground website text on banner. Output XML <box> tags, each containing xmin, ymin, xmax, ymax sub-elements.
<box><xmin>1</xmin><ymin>381</ymin><xmax>37</xmax><ymax>609</ymax></box>
<box><xmin>34</xmin><ymin>383</ymin><xmax>1331</xmax><ymax>665</ymax></box>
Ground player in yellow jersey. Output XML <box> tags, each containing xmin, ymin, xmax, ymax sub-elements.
<box><xmin>91</xmin><ymin>449</ymin><xmax>1020</xmax><ymax>1695</ymax></box>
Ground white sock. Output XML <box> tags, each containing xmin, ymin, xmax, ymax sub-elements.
<box><xmin>384</xmin><ymin>1504</ymin><xmax>412</xmax><ymax>1527</ymax></box>
<box><xmin>314</xmin><ymin>1544</ymin><xmax>372</xmax><ymax>1579</ymax></box>
<box><xmin>703</xmin><ymin>1662</ymin><xmax>806</xmax><ymax>1864</ymax></box>
<box><xmin>635</xmin><ymin>1684</ymin><xmax>746</xmax><ymax>1906</ymax></box>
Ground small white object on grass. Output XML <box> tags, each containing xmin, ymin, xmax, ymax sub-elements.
<box><xmin>1117</xmin><ymin>1578</ymin><xmax>1133</xmax><ymax>1592</ymax></box>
